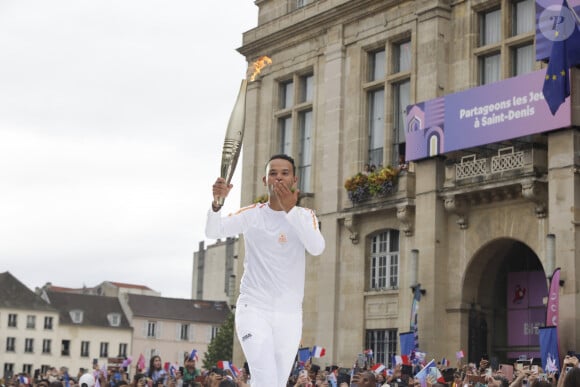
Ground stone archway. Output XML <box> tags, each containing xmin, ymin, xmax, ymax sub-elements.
<box><xmin>462</xmin><ymin>238</ymin><xmax>547</xmax><ymax>364</ymax></box>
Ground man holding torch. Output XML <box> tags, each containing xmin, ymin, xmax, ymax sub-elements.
<box><xmin>205</xmin><ymin>154</ymin><xmax>325</xmax><ymax>387</ymax></box>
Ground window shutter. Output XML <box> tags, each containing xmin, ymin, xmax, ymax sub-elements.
<box><xmin>156</xmin><ymin>322</ymin><xmax>162</xmax><ymax>339</ymax></box>
<box><xmin>189</xmin><ymin>324</ymin><xmax>195</xmax><ymax>342</ymax></box>
<box><xmin>176</xmin><ymin>323</ymin><xmax>181</xmax><ymax>340</ymax></box>
<box><xmin>142</xmin><ymin>321</ymin><xmax>148</xmax><ymax>338</ymax></box>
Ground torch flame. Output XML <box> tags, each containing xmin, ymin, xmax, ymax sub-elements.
<box><xmin>248</xmin><ymin>56</ymin><xmax>272</xmax><ymax>82</ymax></box>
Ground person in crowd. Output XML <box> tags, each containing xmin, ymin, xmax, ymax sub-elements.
<box><xmin>293</xmin><ymin>370</ymin><xmax>312</xmax><ymax>387</ymax></box>
<box><xmin>203</xmin><ymin>368</ymin><xmax>222</xmax><ymax>387</ymax></box>
<box><xmin>147</xmin><ymin>356</ymin><xmax>167</xmax><ymax>386</ymax></box>
<box><xmin>207</xmin><ymin>154</ymin><xmax>325</xmax><ymax>387</ymax></box>
<box><xmin>559</xmin><ymin>355</ymin><xmax>580</xmax><ymax>387</ymax></box>
<box><xmin>563</xmin><ymin>367</ymin><xmax>580</xmax><ymax>387</ymax></box>
<box><xmin>351</xmin><ymin>371</ymin><xmax>376</xmax><ymax>387</ymax></box>
<box><xmin>130</xmin><ymin>372</ymin><xmax>148</xmax><ymax>387</ymax></box>
<box><xmin>182</xmin><ymin>355</ymin><xmax>201</xmax><ymax>387</ymax></box>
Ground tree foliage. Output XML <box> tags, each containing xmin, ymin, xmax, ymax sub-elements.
<box><xmin>202</xmin><ymin>312</ymin><xmax>234</xmax><ymax>369</ymax></box>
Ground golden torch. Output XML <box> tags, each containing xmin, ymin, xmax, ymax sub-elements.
<box><xmin>216</xmin><ymin>56</ymin><xmax>272</xmax><ymax>205</ymax></box>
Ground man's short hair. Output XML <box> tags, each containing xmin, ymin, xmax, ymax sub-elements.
<box><xmin>267</xmin><ymin>154</ymin><xmax>296</xmax><ymax>175</ymax></box>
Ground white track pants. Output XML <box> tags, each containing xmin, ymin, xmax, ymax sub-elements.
<box><xmin>235</xmin><ymin>301</ymin><xmax>302</xmax><ymax>387</ymax></box>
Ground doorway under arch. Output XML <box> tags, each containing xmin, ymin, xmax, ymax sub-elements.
<box><xmin>462</xmin><ymin>238</ymin><xmax>548</xmax><ymax>364</ymax></box>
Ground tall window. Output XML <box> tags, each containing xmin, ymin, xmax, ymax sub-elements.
<box><xmin>211</xmin><ymin>326</ymin><xmax>219</xmax><ymax>341</ymax></box>
<box><xmin>42</xmin><ymin>339</ymin><xmax>52</xmax><ymax>354</ymax></box>
<box><xmin>276</xmin><ymin>73</ymin><xmax>315</xmax><ymax>193</ymax></box>
<box><xmin>4</xmin><ymin>364</ymin><xmax>14</xmax><ymax>379</ymax></box>
<box><xmin>365</xmin><ymin>40</ymin><xmax>412</xmax><ymax>168</ymax></box>
<box><xmin>24</xmin><ymin>338</ymin><xmax>34</xmax><ymax>353</ymax></box>
<box><xmin>81</xmin><ymin>341</ymin><xmax>90</xmax><ymax>357</ymax></box>
<box><xmin>118</xmin><ymin>343</ymin><xmax>128</xmax><ymax>358</ymax></box>
<box><xmin>22</xmin><ymin>364</ymin><xmax>32</xmax><ymax>375</ymax></box>
<box><xmin>8</xmin><ymin>314</ymin><xmax>17</xmax><ymax>328</ymax></box>
<box><xmin>365</xmin><ymin>329</ymin><xmax>398</xmax><ymax>367</ymax></box>
<box><xmin>26</xmin><ymin>315</ymin><xmax>36</xmax><ymax>329</ymax></box>
<box><xmin>44</xmin><ymin>317</ymin><xmax>53</xmax><ymax>330</ymax></box>
<box><xmin>180</xmin><ymin>324</ymin><xmax>190</xmax><ymax>341</ymax></box>
<box><xmin>479</xmin><ymin>8</ymin><xmax>501</xmax><ymax>84</ymax></box>
<box><xmin>61</xmin><ymin>340</ymin><xmax>70</xmax><ymax>356</ymax></box>
<box><xmin>147</xmin><ymin>321</ymin><xmax>157</xmax><ymax>338</ymax></box>
<box><xmin>6</xmin><ymin>337</ymin><xmax>15</xmax><ymax>352</ymax></box>
<box><xmin>99</xmin><ymin>342</ymin><xmax>108</xmax><ymax>358</ymax></box>
<box><xmin>370</xmin><ymin>230</ymin><xmax>400</xmax><ymax>290</ymax></box>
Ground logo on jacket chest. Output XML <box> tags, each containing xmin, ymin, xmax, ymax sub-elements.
<box><xmin>278</xmin><ymin>233</ymin><xmax>288</xmax><ymax>244</ymax></box>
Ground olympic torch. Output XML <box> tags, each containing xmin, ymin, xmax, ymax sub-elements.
<box><xmin>216</xmin><ymin>56</ymin><xmax>272</xmax><ymax>206</ymax></box>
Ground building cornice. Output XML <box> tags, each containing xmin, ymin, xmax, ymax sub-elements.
<box><xmin>238</xmin><ymin>0</ymin><xmax>403</xmax><ymax>59</ymax></box>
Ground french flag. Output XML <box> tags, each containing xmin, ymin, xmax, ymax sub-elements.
<box><xmin>230</xmin><ymin>364</ymin><xmax>240</xmax><ymax>378</ymax></box>
<box><xmin>371</xmin><ymin>364</ymin><xmax>386</xmax><ymax>374</ymax></box>
<box><xmin>312</xmin><ymin>346</ymin><xmax>326</xmax><ymax>358</ymax></box>
<box><xmin>456</xmin><ymin>350</ymin><xmax>464</xmax><ymax>359</ymax></box>
<box><xmin>217</xmin><ymin>360</ymin><xmax>231</xmax><ymax>370</ymax></box>
<box><xmin>441</xmin><ymin>358</ymin><xmax>450</xmax><ymax>367</ymax></box>
<box><xmin>394</xmin><ymin>355</ymin><xmax>410</xmax><ymax>365</ymax></box>
<box><xmin>217</xmin><ymin>361</ymin><xmax>238</xmax><ymax>377</ymax></box>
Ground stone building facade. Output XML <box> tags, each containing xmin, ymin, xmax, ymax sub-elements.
<box><xmin>192</xmin><ymin>238</ymin><xmax>239</xmax><ymax>306</ymax></box>
<box><xmin>232</xmin><ymin>0</ymin><xmax>580</xmax><ymax>368</ymax></box>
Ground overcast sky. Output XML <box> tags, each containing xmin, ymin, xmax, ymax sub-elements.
<box><xmin>0</xmin><ymin>1</ymin><xmax>257</xmax><ymax>299</ymax></box>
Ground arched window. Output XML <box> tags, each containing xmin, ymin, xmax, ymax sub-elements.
<box><xmin>369</xmin><ymin>229</ymin><xmax>400</xmax><ymax>290</ymax></box>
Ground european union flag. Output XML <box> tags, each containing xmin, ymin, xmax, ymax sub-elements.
<box><xmin>298</xmin><ymin>347</ymin><xmax>311</xmax><ymax>363</ymax></box>
<box><xmin>542</xmin><ymin>0</ymin><xmax>580</xmax><ymax>115</ymax></box>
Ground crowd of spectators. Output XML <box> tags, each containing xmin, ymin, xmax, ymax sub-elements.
<box><xmin>2</xmin><ymin>354</ymin><xmax>579</xmax><ymax>387</ymax></box>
